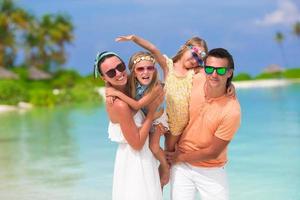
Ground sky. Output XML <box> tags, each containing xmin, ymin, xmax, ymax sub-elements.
<box><xmin>17</xmin><ymin>0</ymin><xmax>300</xmax><ymax>76</ymax></box>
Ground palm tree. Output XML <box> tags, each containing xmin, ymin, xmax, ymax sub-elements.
<box><xmin>275</xmin><ymin>32</ymin><xmax>288</xmax><ymax>67</ymax></box>
<box><xmin>48</xmin><ymin>14</ymin><xmax>74</xmax><ymax>69</ymax></box>
<box><xmin>293</xmin><ymin>21</ymin><xmax>300</xmax><ymax>40</ymax></box>
<box><xmin>0</xmin><ymin>0</ymin><xmax>30</xmax><ymax>78</ymax></box>
<box><xmin>23</xmin><ymin>14</ymin><xmax>54</xmax><ymax>79</ymax></box>
<box><xmin>24</xmin><ymin>13</ymin><xmax>74</xmax><ymax>75</ymax></box>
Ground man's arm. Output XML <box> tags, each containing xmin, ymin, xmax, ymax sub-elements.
<box><xmin>166</xmin><ymin>136</ymin><xmax>230</xmax><ymax>164</ymax></box>
<box><xmin>179</xmin><ymin>136</ymin><xmax>229</xmax><ymax>163</ymax></box>
<box><xmin>165</xmin><ymin>102</ymin><xmax>241</xmax><ymax>165</ymax></box>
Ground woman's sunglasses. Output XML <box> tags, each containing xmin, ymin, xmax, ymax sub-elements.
<box><xmin>105</xmin><ymin>63</ymin><xmax>126</xmax><ymax>78</ymax></box>
<box><xmin>135</xmin><ymin>66</ymin><xmax>155</xmax><ymax>73</ymax></box>
<box><xmin>204</xmin><ymin>66</ymin><xmax>228</xmax><ymax>76</ymax></box>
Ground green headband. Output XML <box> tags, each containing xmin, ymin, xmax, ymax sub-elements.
<box><xmin>94</xmin><ymin>51</ymin><xmax>121</xmax><ymax>78</ymax></box>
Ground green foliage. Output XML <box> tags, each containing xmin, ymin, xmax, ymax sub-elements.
<box><xmin>69</xmin><ymin>81</ymin><xmax>101</xmax><ymax>103</ymax></box>
<box><xmin>11</xmin><ymin>66</ymin><xmax>28</xmax><ymax>80</ymax></box>
<box><xmin>83</xmin><ymin>74</ymin><xmax>105</xmax><ymax>87</ymax></box>
<box><xmin>233</xmin><ymin>73</ymin><xmax>252</xmax><ymax>81</ymax></box>
<box><xmin>0</xmin><ymin>69</ymin><xmax>104</xmax><ymax>107</ymax></box>
<box><xmin>254</xmin><ymin>72</ymin><xmax>283</xmax><ymax>80</ymax></box>
<box><xmin>28</xmin><ymin>89</ymin><xmax>56</xmax><ymax>107</ymax></box>
<box><xmin>26</xmin><ymin>80</ymin><xmax>52</xmax><ymax>90</ymax></box>
<box><xmin>282</xmin><ymin>68</ymin><xmax>300</xmax><ymax>79</ymax></box>
<box><xmin>0</xmin><ymin>80</ymin><xmax>29</xmax><ymax>105</ymax></box>
<box><xmin>51</xmin><ymin>69</ymin><xmax>81</xmax><ymax>88</ymax></box>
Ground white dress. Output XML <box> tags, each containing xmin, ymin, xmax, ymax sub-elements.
<box><xmin>108</xmin><ymin>110</ymin><xmax>162</xmax><ymax>200</ymax></box>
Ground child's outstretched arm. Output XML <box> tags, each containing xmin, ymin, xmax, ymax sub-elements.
<box><xmin>116</xmin><ymin>35</ymin><xmax>169</xmax><ymax>80</ymax></box>
<box><xmin>106</xmin><ymin>84</ymin><xmax>163</xmax><ymax>111</ymax></box>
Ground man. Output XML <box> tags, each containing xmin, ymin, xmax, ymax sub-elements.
<box><xmin>166</xmin><ymin>48</ymin><xmax>241</xmax><ymax>200</ymax></box>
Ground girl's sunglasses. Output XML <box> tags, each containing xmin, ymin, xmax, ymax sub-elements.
<box><xmin>105</xmin><ymin>63</ymin><xmax>126</xmax><ymax>78</ymax></box>
<box><xmin>191</xmin><ymin>51</ymin><xmax>205</xmax><ymax>67</ymax></box>
<box><xmin>204</xmin><ymin>66</ymin><xmax>228</xmax><ymax>76</ymax></box>
<box><xmin>187</xmin><ymin>45</ymin><xmax>205</xmax><ymax>67</ymax></box>
<box><xmin>135</xmin><ymin>66</ymin><xmax>155</xmax><ymax>73</ymax></box>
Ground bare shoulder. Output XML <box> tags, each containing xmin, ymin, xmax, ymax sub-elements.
<box><xmin>107</xmin><ymin>99</ymin><xmax>131</xmax><ymax>122</ymax></box>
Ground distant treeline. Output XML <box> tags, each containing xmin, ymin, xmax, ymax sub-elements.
<box><xmin>233</xmin><ymin>68</ymin><xmax>300</xmax><ymax>81</ymax></box>
<box><xmin>0</xmin><ymin>69</ymin><xmax>105</xmax><ymax>106</ymax></box>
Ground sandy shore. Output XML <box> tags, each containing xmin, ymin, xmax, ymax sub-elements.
<box><xmin>0</xmin><ymin>102</ymin><xmax>33</xmax><ymax>114</ymax></box>
<box><xmin>234</xmin><ymin>79</ymin><xmax>300</xmax><ymax>89</ymax></box>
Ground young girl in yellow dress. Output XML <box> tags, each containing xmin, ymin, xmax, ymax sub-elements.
<box><xmin>115</xmin><ymin>35</ymin><xmax>208</xmax><ymax>150</ymax></box>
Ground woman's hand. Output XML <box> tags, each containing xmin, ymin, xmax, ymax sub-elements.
<box><xmin>146</xmin><ymin>87</ymin><xmax>164</xmax><ymax>120</ymax></box>
<box><xmin>115</xmin><ymin>35</ymin><xmax>135</xmax><ymax>42</ymax></box>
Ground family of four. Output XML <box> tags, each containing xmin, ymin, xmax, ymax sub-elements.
<box><xmin>94</xmin><ymin>34</ymin><xmax>241</xmax><ymax>200</ymax></box>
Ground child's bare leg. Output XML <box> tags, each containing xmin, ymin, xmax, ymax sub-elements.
<box><xmin>149</xmin><ymin>125</ymin><xmax>170</xmax><ymax>188</ymax></box>
<box><xmin>165</xmin><ymin>131</ymin><xmax>181</xmax><ymax>152</ymax></box>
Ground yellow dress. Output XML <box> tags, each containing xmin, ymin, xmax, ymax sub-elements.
<box><xmin>164</xmin><ymin>56</ymin><xmax>194</xmax><ymax>136</ymax></box>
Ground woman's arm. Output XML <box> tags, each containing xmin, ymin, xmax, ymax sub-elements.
<box><xmin>106</xmin><ymin>84</ymin><xmax>162</xmax><ymax>110</ymax></box>
<box><xmin>116</xmin><ymin>35</ymin><xmax>169</xmax><ymax>80</ymax></box>
<box><xmin>107</xmin><ymin>89</ymin><xmax>164</xmax><ymax>150</ymax></box>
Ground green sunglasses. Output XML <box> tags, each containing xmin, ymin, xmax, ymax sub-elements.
<box><xmin>204</xmin><ymin>66</ymin><xmax>228</xmax><ymax>76</ymax></box>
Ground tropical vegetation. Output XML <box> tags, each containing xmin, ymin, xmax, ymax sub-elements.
<box><xmin>0</xmin><ymin>0</ymin><xmax>104</xmax><ymax>107</ymax></box>
<box><xmin>0</xmin><ymin>69</ymin><xmax>104</xmax><ymax>106</ymax></box>
<box><xmin>0</xmin><ymin>0</ymin><xmax>74</xmax><ymax>72</ymax></box>
<box><xmin>233</xmin><ymin>68</ymin><xmax>300</xmax><ymax>81</ymax></box>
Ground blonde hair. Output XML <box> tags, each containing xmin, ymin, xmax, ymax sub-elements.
<box><xmin>172</xmin><ymin>36</ymin><xmax>208</xmax><ymax>63</ymax></box>
<box><xmin>128</xmin><ymin>51</ymin><xmax>158</xmax><ymax>98</ymax></box>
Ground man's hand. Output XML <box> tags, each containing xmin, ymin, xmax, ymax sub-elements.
<box><xmin>165</xmin><ymin>149</ymin><xmax>183</xmax><ymax>165</ymax></box>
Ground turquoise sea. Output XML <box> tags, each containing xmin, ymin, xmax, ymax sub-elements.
<box><xmin>0</xmin><ymin>83</ymin><xmax>299</xmax><ymax>200</ymax></box>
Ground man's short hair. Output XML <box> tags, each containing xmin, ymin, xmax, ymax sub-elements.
<box><xmin>207</xmin><ymin>48</ymin><xmax>234</xmax><ymax>70</ymax></box>
<box><xmin>207</xmin><ymin>48</ymin><xmax>234</xmax><ymax>88</ymax></box>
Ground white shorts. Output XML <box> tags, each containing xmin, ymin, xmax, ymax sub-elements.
<box><xmin>170</xmin><ymin>163</ymin><xmax>229</xmax><ymax>200</ymax></box>
<box><xmin>153</xmin><ymin>109</ymin><xmax>169</xmax><ymax>130</ymax></box>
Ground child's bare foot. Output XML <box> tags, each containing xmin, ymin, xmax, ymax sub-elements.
<box><xmin>159</xmin><ymin>164</ymin><xmax>170</xmax><ymax>188</ymax></box>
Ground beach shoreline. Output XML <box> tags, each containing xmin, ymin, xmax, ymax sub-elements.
<box><xmin>0</xmin><ymin>102</ymin><xmax>33</xmax><ymax>114</ymax></box>
<box><xmin>1</xmin><ymin>79</ymin><xmax>300</xmax><ymax>114</ymax></box>
<box><xmin>233</xmin><ymin>78</ymin><xmax>300</xmax><ymax>89</ymax></box>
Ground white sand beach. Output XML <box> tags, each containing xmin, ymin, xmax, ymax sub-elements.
<box><xmin>234</xmin><ymin>79</ymin><xmax>300</xmax><ymax>89</ymax></box>
<box><xmin>0</xmin><ymin>102</ymin><xmax>33</xmax><ymax>114</ymax></box>
<box><xmin>0</xmin><ymin>105</ymin><xmax>18</xmax><ymax>112</ymax></box>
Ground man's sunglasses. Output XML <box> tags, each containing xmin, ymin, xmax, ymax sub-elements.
<box><xmin>135</xmin><ymin>66</ymin><xmax>155</xmax><ymax>73</ymax></box>
<box><xmin>204</xmin><ymin>66</ymin><xmax>228</xmax><ymax>76</ymax></box>
<box><xmin>105</xmin><ymin>63</ymin><xmax>126</xmax><ymax>78</ymax></box>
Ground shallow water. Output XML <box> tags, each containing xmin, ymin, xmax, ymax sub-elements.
<box><xmin>0</xmin><ymin>84</ymin><xmax>299</xmax><ymax>200</ymax></box>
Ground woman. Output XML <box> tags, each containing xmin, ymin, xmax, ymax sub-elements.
<box><xmin>94</xmin><ymin>51</ymin><xmax>163</xmax><ymax>200</ymax></box>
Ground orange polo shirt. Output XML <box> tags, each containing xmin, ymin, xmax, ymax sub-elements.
<box><xmin>178</xmin><ymin>73</ymin><xmax>241</xmax><ymax>167</ymax></box>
